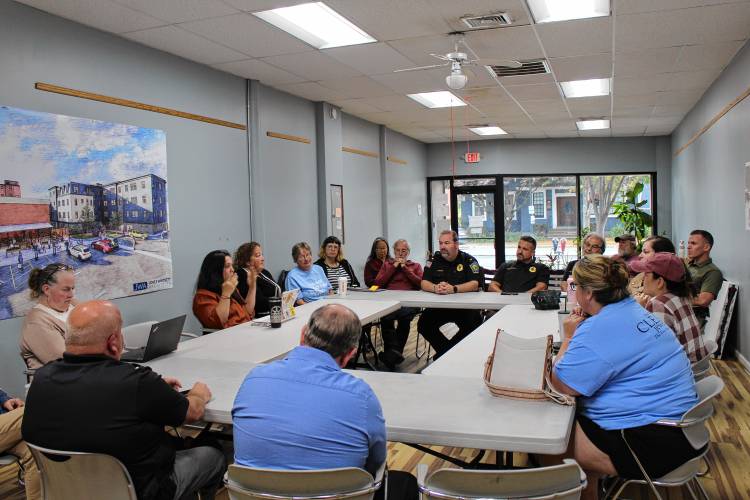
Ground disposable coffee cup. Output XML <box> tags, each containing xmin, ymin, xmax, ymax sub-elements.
<box><xmin>269</xmin><ymin>297</ymin><xmax>283</xmax><ymax>328</ymax></box>
<box><xmin>337</xmin><ymin>276</ymin><xmax>348</xmax><ymax>296</ymax></box>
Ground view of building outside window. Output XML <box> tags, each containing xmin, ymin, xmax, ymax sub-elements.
<box><xmin>579</xmin><ymin>175</ymin><xmax>653</xmax><ymax>255</ymax></box>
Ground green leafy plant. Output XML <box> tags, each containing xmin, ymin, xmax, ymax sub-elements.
<box><xmin>612</xmin><ymin>181</ymin><xmax>653</xmax><ymax>250</ymax></box>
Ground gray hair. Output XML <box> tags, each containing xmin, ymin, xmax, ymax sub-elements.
<box><xmin>584</xmin><ymin>232</ymin><xmax>606</xmax><ymax>253</ymax></box>
<box><xmin>393</xmin><ymin>239</ymin><xmax>410</xmax><ymax>251</ymax></box>
<box><xmin>303</xmin><ymin>304</ymin><xmax>362</xmax><ymax>359</ymax></box>
<box><xmin>291</xmin><ymin>241</ymin><xmax>311</xmax><ymax>262</ymax></box>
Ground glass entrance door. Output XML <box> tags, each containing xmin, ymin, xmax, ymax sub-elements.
<box><xmin>452</xmin><ymin>188</ymin><xmax>497</xmax><ymax>270</ymax></box>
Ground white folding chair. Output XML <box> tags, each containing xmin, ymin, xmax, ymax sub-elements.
<box><xmin>417</xmin><ymin>459</ymin><xmax>586</xmax><ymax>500</ymax></box>
<box><xmin>604</xmin><ymin>375</ymin><xmax>725</xmax><ymax>500</ymax></box>
<box><xmin>691</xmin><ymin>338</ymin><xmax>718</xmax><ymax>381</ymax></box>
<box><xmin>224</xmin><ymin>463</ymin><xmax>384</xmax><ymax>500</ymax></box>
<box><xmin>27</xmin><ymin>443</ymin><xmax>137</xmax><ymax>500</ymax></box>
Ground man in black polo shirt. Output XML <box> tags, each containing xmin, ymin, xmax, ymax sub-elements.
<box><xmin>489</xmin><ymin>236</ymin><xmax>550</xmax><ymax>293</ymax></box>
<box><xmin>418</xmin><ymin>230</ymin><xmax>483</xmax><ymax>358</ymax></box>
<box><xmin>22</xmin><ymin>300</ymin><xmax>225</xmax><ymax>500</ymax></box>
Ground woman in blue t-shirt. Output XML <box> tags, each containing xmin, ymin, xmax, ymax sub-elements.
<box><xmin>550</xmin><ymin>255</ymin><xmax>700</xmax><ymax>499</ymax></box>
<box><xmin>285</xmin><ymin>242</ymin><xmax>332</xmax><ymax>305</ymax></box>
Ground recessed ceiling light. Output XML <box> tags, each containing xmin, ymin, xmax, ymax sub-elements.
<box><xmin>253</xmin><ymin>2</ymin><xmax>376</xmax><ymax>49</ymax></box>
<box><xmin>468</xmin><ymin>125</ymin><xmax>507</xmax><ymax>136</ymax></box>
<box><xmin>560</xmin><ymin>78</ymin><xmax>611</xmax><ymax>98</ymax></box>
<box><xmin>576</xmin><ymin>119</ymin><xmax>610</xmax><ymax>130</ymax></box>
<box><xmin>527</xmin><ymin>0</ymin><xmax>610</xmax><ymax>24</ymax></box>
<box><xmin>407</xmin><ymin>91</ymin><xmax>467</xmax><ymax>109</ymax></box>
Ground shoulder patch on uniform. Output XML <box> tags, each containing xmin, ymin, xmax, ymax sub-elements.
<box><xmin>470</xmin><ymin>263</ymin><xmax>480</xmax><ymax>273</ymax></box>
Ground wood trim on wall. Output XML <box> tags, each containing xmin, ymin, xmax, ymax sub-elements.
<box><xmin>266</xmin><ymin>131</ymin><xmax>311</xmax><ymax>144</ymax></box>
<box><xmin>35</xmin><ymin>82</ymin><xmax>247</xmax><ymax>130</ymax></box>
<box><xmin>342</xmin><ymin>146</ymin><xmax>379</xmax><ymax>158</ymax></box>
<box><xmin>674</xmin><ymin>83</ymin><xmax>750</xmax><ymax>158</ymax></box>
<box><xmin>387</xmin><ymin>155</ymin><xmax>407</xmax><ymax>165</ymax></box>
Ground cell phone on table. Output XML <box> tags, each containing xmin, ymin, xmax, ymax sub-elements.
<box><xmin>501</xmin><ymin>291</ymin><xmax>519</xmax><ymax>295</ymax></box>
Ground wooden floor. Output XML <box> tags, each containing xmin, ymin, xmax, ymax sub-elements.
<box><xmin>3</xmin><ymin>323</ymin><xmax>748</xmax><ymax>499</ymax></box>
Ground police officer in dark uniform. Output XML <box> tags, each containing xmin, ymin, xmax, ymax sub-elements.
<box><xmin>489</xmin><ymin>235</ymin><xmax>550</xmax><ymax>293</ymax></box>
<box><xmin>418</xmin><ymin>230</ymin><xmax>484</xmax><ymax>359</ymax></box>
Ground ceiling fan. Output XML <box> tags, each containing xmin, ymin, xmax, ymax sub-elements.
<box><xmin>394</xmin><ymin>36</ymin><xmax>522</xmax><ymax>90</ymax></box>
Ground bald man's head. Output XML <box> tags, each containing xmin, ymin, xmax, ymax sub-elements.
<box><xmin>66</xmin><ymin>300</ymin><xmax>123</xmax><ymax>350</ymax></box>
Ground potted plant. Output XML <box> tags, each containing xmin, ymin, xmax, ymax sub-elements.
<box><xmin>612</xmin><ymin>181</ymin><xmax>653</xmax><ymax>251</ymax></box>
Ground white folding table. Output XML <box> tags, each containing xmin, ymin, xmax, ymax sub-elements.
<box><xmin>334</xmin><ymin>289</ymin><xmax>532</xmax><ymax>309</ymax></box>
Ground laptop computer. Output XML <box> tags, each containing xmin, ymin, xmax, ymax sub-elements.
<box><xmin>121</xmin><ymin>315</ymin><xmax>187</xmax><ymax>363</ymax></box>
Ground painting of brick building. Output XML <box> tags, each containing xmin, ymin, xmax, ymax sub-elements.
<box><xmin>0</xmin><ymin>105</ymin><xmax>172</xmax><ymax>320</ymax></box>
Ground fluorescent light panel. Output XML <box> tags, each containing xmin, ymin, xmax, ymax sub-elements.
<box><xmin>407</xmin><ymin>91</ymin><xmax>467</xmax><ymax>108</ymax></box>
<box><xmin>560</xmin><ymin>78</ymin><xmax>610</xmax><ymax>98</ymax></box>
<box><xmin>253</xmin><ymin>2</ymin><xmax>376</xmax><ymax>49</ymax></box>
<box><xmin>469</xmin><ymin>125</ymin><xmax>507</xmax><ymax>136</ymax></box>
<box><xmin>576</xmin><ymin>119</ymin><xmax>610</xmax><ymax>130</ymax></box>
<box><xmin>527</xmin><ymin>0</ymin><xmax>610</xmax><ymax>24</ymax></box>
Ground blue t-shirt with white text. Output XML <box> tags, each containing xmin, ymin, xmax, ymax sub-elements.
<box><xmin>555</xmin><ymin>297</ymin><xmax>697</xmax><ymax>430</ymax></box>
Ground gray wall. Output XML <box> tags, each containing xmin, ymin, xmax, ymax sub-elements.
<box><xmin>384</xmin><ymin>130</ymin><xmax>429</xmax><ymax>262</ymax></box>
<box><xmin>251</xmin><ymin>83</ymin><xmax>318</xmax><ymax>276</ymax></box>
<box><xmin>0</xmin><ymin>0</ymin><xmax>249</xmax><ymax>396</ymax></box>
<box><xmin>671</xmin><ymin>41</ymin><xmax>750</xmax><ymax>360</ymax></box>
<box><xmin>341</xmin><ymin>114</ymin><xmax>383</xmax><ymax>280</ymax></box>
<box><xmin>426</xmin><ymin>137</ymin><xmax>672</xmax><ymax>238</ymax></box>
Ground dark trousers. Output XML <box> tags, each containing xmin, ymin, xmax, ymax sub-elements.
<box><xmin>417</xmin><ymin>308</ymin><xmax>482</xmax><ymax>358</ymax></box>
<box><xmin>375</xmin><ymin>470</ymin><xmax>419</xmax><ymax>500</ymax></box>
<box><xmin>380</xmin><ymin>307</ymin><xmax>420</xmax><ymax>354</ymax></box>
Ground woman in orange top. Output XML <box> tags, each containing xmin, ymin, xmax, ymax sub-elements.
<box><xmin>193</xmin><ymin>250</ymin><xmax>256</xmax><ymax>329</ymax></box>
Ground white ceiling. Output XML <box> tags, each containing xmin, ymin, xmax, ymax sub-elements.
<box><xmin>16</xmin><ymin>0</ymin><xmax>750</xmax><ymax>143</ymax></box>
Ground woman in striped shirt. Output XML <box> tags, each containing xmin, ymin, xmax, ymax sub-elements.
<box><xmin>314</xmin><ymin>236</ymin><xmax>360</xmax><ymax>292</ymax></box>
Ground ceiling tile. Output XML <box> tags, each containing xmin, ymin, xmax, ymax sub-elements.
<box><xmin>539</xmin><ymin>119</ymin><xmax>577</xmax><ymax>131</ymax></box>
<box><xmin>614</xmin><ymin>47</ymin><xmax>681</xmax><ymax>77</ymax></box>
<box><xmin>463</xmin><ymin>25</ymin><xmax>545</xmax><ymax>61</ymax></box>
<box><xmin>461</xmin><ymin>86</ymin><xmax>514</xmax><ymax>105</ymax></box>
<box><xmin>318</xmin><ymin>76</ymin><xmax>396</xmax><ymax>99</ymax></box>
<box><xmin>536</xmin><ymin>17</ymin><xmax>612</xmax><ymax>58</ymax></box>
<box><xmin>222</xmin><ymin>0</ymin><xmax>312</xmax><ymax>12</ymax></box>
<box><xmin>697</xmin><ymin>3</ymin><xmax>750</xmax><ymax>44</ymax></box>
<box><xmin>212</xmin><ymin>59</ymin><xmax>306</xmax><ymax>85</ymax></box>
<box><xmin>663</xmin><ymin>70</ymin><xmax>722</xmax><ymax>91</ymax></box>
<box><xmin>613</xmin><ymin>75</ymin><xmax>669</xmax><ymax>96</ymax></box>
<box><xmin>276</xmin><ymin>82</ymin><xmax>344</xmax><ymax>102</ymax></box>
<box><xmin>616</xmin><ymin>9</ymin><xmax>705</xmax><ymax>51</ymax></box>
<box><xmin>613</xmin><ymin>93</ymin><xmax>660</xmax><ymax>107</ymax></box>
<box><xmin>262</xmin><ymin>51</ymin><xmax>363</xmax><ymax>81</ymax></box>
<box><xmin>324</xmin><ymin>43</ymin><xmax>418</xmax><ymax>75</ymax></box>
<box><xmin>517</xmin><ymin>99</ymin><xmax>569</xmax><ymax>115</ymax></box>
<box><xmin>179</xmin><ymin>13</ymin><xmax>313</xmax><ymax>58</ymax></box>
<box><xmin>124</xmin><ymin>26</ymin><xmax>247</xmax><ymax>64</ymax></box>
<box><xmin>387</xmin><ymin>34</ymin><xmax>464</xmax><ymax>67</ymax></box>
<box><xmin>652</xmin><ymin>104</ymin><xmax>692</xmax><ymax>117</ymax></box>
<box><xmin>369</xmin><ymin>68</ymin><xmax>451</xmax><ymax>94</ymax></box>
<box><xmin>330</xmin><ymin>99</ymin><xmax>388</xmax><ymax>114</ymax></box>
<box><xmin>654</xmin><ymin>89</ymin><xmax>705</xmax><ymax>106</ymax></box>
<box><xmin>612</xmin><ymin>105</ymin><xmax>654</xmax><ymax>118</ymax></box>
<box><xmin>18</xmin><ymin>0</ymin><xmax>165</xmax><ymax>34</ymax></box>
<box><xmin>326</xmin><ymin>0</ymin><xmax>451</xmax><ymax>41</ymax></box>
<box><xmin>615</xmin><ymin>0</ymin><xmax>704</xmax><ymax>15</ymax></box>
<box><xmin>112</xmin><ymin>0</ymin><xmax>238</xmax><ymax>23</ymax></box>
<box><xmin>550</xmin><ymin>53</ymin><xmax>613</xmax><ymax>82</ymax></box>
<box><xmin>504</xmin><ymin>83</ymin><xmax>561</xmax><ymax>101</ymax></box>
<box><xmin>566</xmin><ymin>96</ymin><xmax>612</xmax><ymax>116</ymax></box>
<box><xmin>493</xmin><ymin>72</ymin><xmax>556</xmax><ymax>86</ymax></box>
<box><xmin>672</xmin><ymin>41</ymin><xmax>745</xmax><ymax>72</ymax></box>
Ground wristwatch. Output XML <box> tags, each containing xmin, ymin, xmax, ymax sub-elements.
<box><xmin>453</xmin><ymin>285</ymin><xmax>458</xmax><ymax>294</ymax></box>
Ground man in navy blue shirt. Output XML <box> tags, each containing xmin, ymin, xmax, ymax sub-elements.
<box><xmin>233</xmin><ymin>303</ymin><xmax>386</xmax><ymax>475</ymax></box>
<box><xmin>1</xmin><ymin>387</ymin><xmax>40</xmax><ymax>499</ymax></box>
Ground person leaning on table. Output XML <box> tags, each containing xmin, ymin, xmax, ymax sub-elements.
<box><xmin>548</xmin><ymin>256</ymin><xmax>700</xmax><ymax>500</ymax></box>
<box><xmin>488</xmin><ymin>235</ymin><xmax>550</xmax><ymax>293</ymax></box>
<box><xmin>417</xmin><ymin>230</ymin><xmax>483</xmax><ymax>359</ymax></box>
<box><xmin>193</xmin><ymin>249</ymin><xmax>255</xmax><ymax>330</ymax></box>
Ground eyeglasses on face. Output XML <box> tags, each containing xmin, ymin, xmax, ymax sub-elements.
<box><xmin>569</xmin><ymin>282</ymin><xmax>577</xmax><ymax>291</ymax></box>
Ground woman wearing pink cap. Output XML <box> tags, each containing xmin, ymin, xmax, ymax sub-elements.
<box><xmin>630</xmin><ymin>252</ymin><xmax>709</xmax><ymax>362</ymax></box>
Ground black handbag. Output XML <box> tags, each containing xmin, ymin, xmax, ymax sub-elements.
<box><xmin>530</xmin><ymin>290</ymin><xmax>561</xmax><ymax>310</ymax></box>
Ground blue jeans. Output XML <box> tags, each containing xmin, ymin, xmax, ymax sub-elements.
<box><xmin>170</xmin><ymin>446</ymin><xmax>226</xmax><ymax>500</ymax></box>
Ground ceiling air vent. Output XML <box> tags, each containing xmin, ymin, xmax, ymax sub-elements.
<box><xmin>490</xmin><ymin>59</ymin><xmax>550</xmax><ymax>77</ymax></box>
<box><xmin>460</xmin><ymin>13</ymin><xmax>513</xmax><ymax>29</ymax></box>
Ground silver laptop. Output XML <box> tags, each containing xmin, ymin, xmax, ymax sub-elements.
<box><xmin>121</xmin><ymin>315</ymin><xmax>186</xmax><ymax>363</ymax></box>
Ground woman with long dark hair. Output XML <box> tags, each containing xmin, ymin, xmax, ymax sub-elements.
<box><xmin>235</xmin><ymin>242</ymin><xmax>277</xmax><ymax>317</ymax></box>
<box><xmin>193</xmin><ymin>250</ymin><xmax>255</xmax><ymax>329</ymax></box>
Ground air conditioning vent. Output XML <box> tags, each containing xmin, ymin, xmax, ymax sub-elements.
<box><xmin>490</xmin><ymin>59</ymin><xmax>550</xmax><ymax>77</ymax></box>
<box><xmin>460</xmin><ymin>13</ymin><xmax>513</xmax><ymax>29</ymax></box>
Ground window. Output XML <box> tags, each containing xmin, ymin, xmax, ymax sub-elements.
<box><xmin>532</xmin><ymin>191</ymin><xmax>545</xmax><ymax>218</ymax></box>
<box><xmin>142</xmin><ymin>196</ymin><xmax>147</xmax><ymax>204</ymax></box>
<box><xmin>118</xmin><ymin>186</ymin><xmax>122</xmax><ymax>193</ymax></box>
<box><xmin>74</xmin><ymin>199</ymin><xmax>77</xmax><ymax>206</ymax></box>
<box><xmin>141</xmin><ymin>180</ymin><xmax>146</xmax><ymax>188</ymax></box>
<box><xmin>130</xmin><ymin>183</ymin><xmax>137</xmax><ymax>190</ymax></box>
<box><xmin>131</xmin><ymin>197</ymin><xmax>137</xmax><ymax>204</ymax></box>
<box><xmin>74</xmin><ymin>211</ymin><xmax>78</xmax><ymax>219</ymax></box>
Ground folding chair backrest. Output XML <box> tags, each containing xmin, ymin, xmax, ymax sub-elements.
<box><xmin>419</xmin><ymin>459</ymin><xmax>584</xmax><ymax>500</ymax></box>
<box><xmin>678</xmin><ymin>375</ymin><xmax>725</xmax><ymax>450</ymax></box>
<box><xmin>27</xmin><ymin>444</ymin><xmax>137</xmax><ymax>500</ymax></box>
<box><xmin>226</xmin><ymin>465</ymin><xmax>379</xmax><ymax>500</ymax></box>
<box><xmin>277</xmin><ymin>270</ymin><xmax>289</xmax><ymax>293</ymax></box>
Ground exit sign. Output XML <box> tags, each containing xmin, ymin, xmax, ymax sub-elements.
<box><xmin>464</xmin><ymin>152</ymin><xmax>481</xmax><ymax>163</ymax></box>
